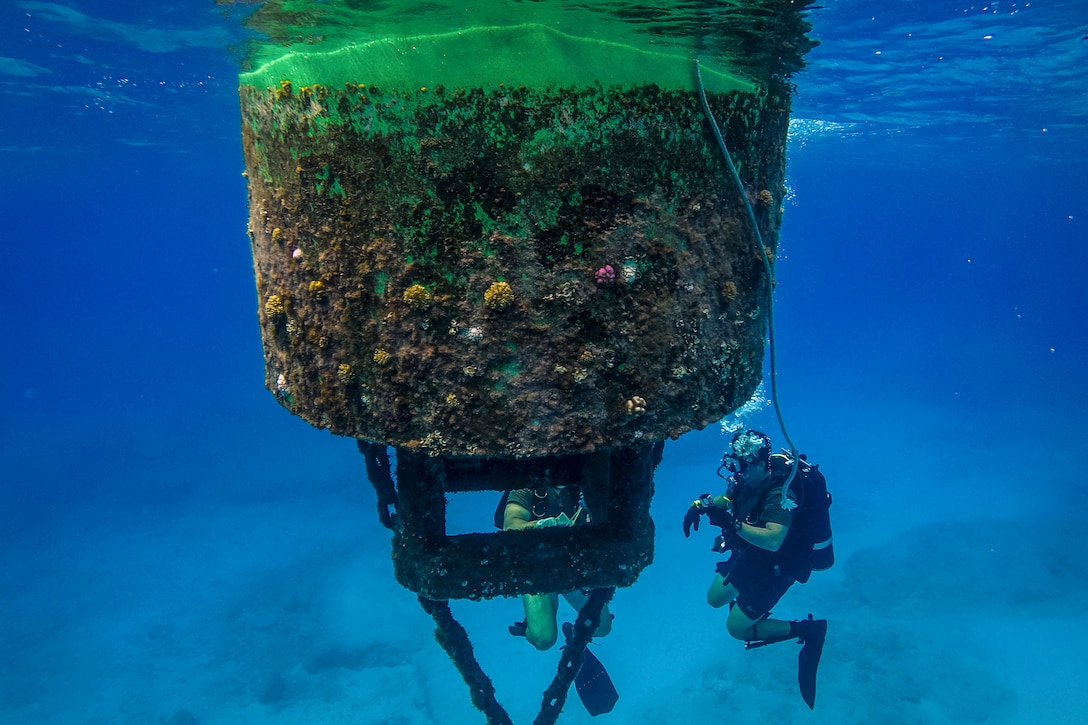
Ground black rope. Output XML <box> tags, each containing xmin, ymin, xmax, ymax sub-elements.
<box><xmin>694</xmin><ymin>59</ymin><xmax>800</xmax><ymax>506</ymax></box>
<box><xmin>356</xmin><ymin>440</ymin><xmax>398</xmax><ymax>529</ymax></box>
<box><xmin>418</xmin><ymin>596</ymin><xmax>514</xmax><ymax>725</ymax></box>
<box><xmin>534</xmin><ymin>587</ymin><xmax>614</xmax><ymax>725</ymax></box>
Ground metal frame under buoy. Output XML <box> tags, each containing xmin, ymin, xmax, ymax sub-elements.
<box><xmin>358</xmin><ymin>440</ymin><xmax>662</xmax><ymax>723</ymax></box>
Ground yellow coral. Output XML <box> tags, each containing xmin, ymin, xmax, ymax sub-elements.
<box><xmin>420</xmin><ymin>431</ymin><xmax>447</xmax><ymax>453</ymax></box>
<box><xmin>271</xmin><ymin>227</ymin><xmax>282</xmax><ymax>241</ymax></box>
<box><xmin>373</xmin><ymin>349</ymin><xmax>392</xmax><ymax>366</ymax></box>
<box><xmin>403</xmin><ymin>284</ymin><xmax>433</xmax><ymax>310</ymax></box>
<box><xmin>309</xmin><ymin>280</ymin><xmax>326</xmax><ymax>299</ymax></box>
<box><xmin>484</xmin><ymin>281</ymin><xmax>514</xmax><ymax>311</ymax></box>
<box><xmin>722</xmin><ymin>280</ymin><xmax>738</xmax><ymax>301</ymax></box>
<box><xmin>445</xmin><ymin>393</ymin><xmax>459</xmax><ymax>408</ymax></box>
<box><xmin>265</xmin><ymin>295</ymin><xmax>286</xmax><ymax>320</ymax></box>
<box><xmin>337</xmin><ymin>363</ymin><xmax>354</xmax><ymax>385</ymax></box>
<box><xmin>757</xmin><ymin>189</ymin><xmax>774</xmax><ymax>207</ymax></box>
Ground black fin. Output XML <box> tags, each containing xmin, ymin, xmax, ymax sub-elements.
<box><xmin>563</xmin><ymin>622</ymin><xmax>618</xmax><ymax>716</ymax></box>
<box><xmin>797</xmin><ymin>616</ymin><xmax>828</xmax><ymax>709</ymax></box>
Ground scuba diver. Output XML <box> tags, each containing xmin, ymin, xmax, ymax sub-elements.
<box><xmin>683</xmin><ymin>429</ymin><xmax>833</xmax><ymax>709</ymax></box>
<box><xmin>501</xmin><ymin>485</ymin><xmax>613</xmax><ymax>650</ymax></box>
<box><xmin>500</xmin><ymin>485</ymin><xmax>619</xmax><ymax>716</ymax></box>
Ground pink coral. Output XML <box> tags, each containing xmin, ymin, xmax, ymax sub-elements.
<box><xmin>595</xmin><ymin>264</ymin><xmax>616</xmax><ymax>285</ymax></box>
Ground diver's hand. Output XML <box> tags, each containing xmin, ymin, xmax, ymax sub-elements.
<box><xmin>683</xmin><ymin>494</ymin><xmax>714</xmax><ymax>537</ymax></box>
<box><xmin>683</xmin><ymin>506</ymin><xmax>701</xmax><ymax>537</ymax></box>
<box><xmin>712</xmin><ymin>529</ymin><xmax>742</xmax><ymax>554</ymax></box>
<box><xmin>706</xmin><ymin>506</ymin><xmax>738</xmax><ymax>531</ymax></box>
<box><xmin>535</xmin><ymin>512</ymin><xmax>574</xmax><ymax>528</ymax></box>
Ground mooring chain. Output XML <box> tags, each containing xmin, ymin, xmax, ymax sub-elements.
<box><xmin>419</xmin><ymin>587</ymin><xmax>614</xmax><ymax>725</ymax></box>
<box><xmin>418</xmin><ymin>596</ymin><xmax>515</xmax><ymax>725</ymax></box>
<box><xmin>534</xmin><ymin>587</ymin><xmax>615</xmax><ymax>725</ymax></box>
<box><xmin>357</xmin><ymin>441</ymin><xmax>398</xmax><ymax>529</ymax></box>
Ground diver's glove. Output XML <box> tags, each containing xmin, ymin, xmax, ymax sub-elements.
<box><xmin>708</xmin><ymin>508</ymin><xmax>743</xmax><ymax>553</ymax></box>
<box><xmin>706</xmin><ymin>506</ymin><xmax>740</xmax><ymax>532</ymax></box>
<box><xmin>712</xmin><ymin>525</ymin><xmax>744</xmax><ymax>553</ymax></box>
<box><xmin>683</xmin><ymin>494</ymin><xmax>716</xmax><ymax>537</ymax></box>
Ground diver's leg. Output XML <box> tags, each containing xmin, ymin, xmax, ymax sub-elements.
<box><xmin>521</xmin><ymin>593</ymin><xmax>560</xmax><ymax>650</ymax></box>
<box><xmin>707</xmin><ymin>573</ymin><xmax>738</xmax><ymax>609</ymax></box>
<box><xmin>561</xmin><ymin>589</ymin><xmax>612</xmax><ymax>637</ymax></box>
<box><xmin>726</xmin><ymin>605</ymin><xmax>791</xmax><ymax>642</ymax></box>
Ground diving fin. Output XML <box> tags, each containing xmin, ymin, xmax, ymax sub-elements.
<box><xmin>796</xmin><ymin>615</ymin><xmax>827</xmax><ymax>709</ymax></box>
<box><xmin>563</xmin><ymin>622</ymin><xmax>619</xmax><ymax>716</ymax></box>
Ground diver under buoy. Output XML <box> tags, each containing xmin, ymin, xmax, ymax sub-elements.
<box><xmin>498</xmin><ymin>485</ymin><xmax>620</xmax><ymax>716</ymax></box>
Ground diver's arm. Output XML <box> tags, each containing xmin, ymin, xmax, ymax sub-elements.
<box><xmin>738</xmin><ymin>521</ymin><xmax>788</xmax><ymax>552</ymax></box>
<box><xmin>503</xmin><ymin>502</ymin><xmax>535</xmax><ymax>531</ymax></box>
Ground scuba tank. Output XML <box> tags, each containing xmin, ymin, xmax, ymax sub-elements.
<box><xmin>770</xmin><ymin>452</ymin><xmax>834</xmax><ymax>582</ymax></box>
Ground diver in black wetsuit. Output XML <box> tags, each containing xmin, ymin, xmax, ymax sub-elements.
<box><xmin>684</xmin><ymin>429</ymin><xmax>830</xmax><ymax>709</ymax></box>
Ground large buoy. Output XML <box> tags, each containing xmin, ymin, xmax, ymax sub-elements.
<box><xmin>238</xmin><ymin>2</ymin><xmax>814</xmax><ymax>720</ymax></box>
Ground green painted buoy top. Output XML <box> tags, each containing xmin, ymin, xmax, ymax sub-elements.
<box><xmin>239</xmin><ymin>23</ymin><xmax>756</xmax><ymax>94</ymax></box>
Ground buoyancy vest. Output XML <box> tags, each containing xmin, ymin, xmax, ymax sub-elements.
<box><xmin>493</xmin><ymin>486</ymin><xmax>583</xmax><ymax>529</ymax></box>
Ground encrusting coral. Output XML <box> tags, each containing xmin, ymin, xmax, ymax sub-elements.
<box><xmin>240</xmin><ymin>75</ymin><xmax>788</xmax><ymax>455</ymax></box>
<box><xmin>265</xmin><ymin>294</ymin><xmax>286</xmax><ymax>320</ymax></box>
<box><xmin>484</xmin><ymin>281</ymin><xmax>514</xmax><ymax>311</ymax></box>
<box><xmin>403</xmin><ymin>284</ymin><xmax>433</xmax><ymax>310</ymax></box>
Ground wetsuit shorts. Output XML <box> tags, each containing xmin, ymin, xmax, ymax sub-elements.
<box><xmin>715</xmin><ymin>555</ymin><xmax>794</xmax><ymax>621</ymax></box>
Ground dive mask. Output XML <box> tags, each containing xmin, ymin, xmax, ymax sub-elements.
<box><xmin>719</xmin><ymin>430</ymin><xmax>770</xmax><ymax>476</ymax></box>
<box><xmin>720</xmin><ymin>454</ymin><xmax>747</xmax><ymax>474</ymax></box>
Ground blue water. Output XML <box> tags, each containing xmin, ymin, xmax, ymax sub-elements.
<box><xmin>3</xmin><ymin>1</ymin><xmax>1086</xmax><ymax>723</ymax></box>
